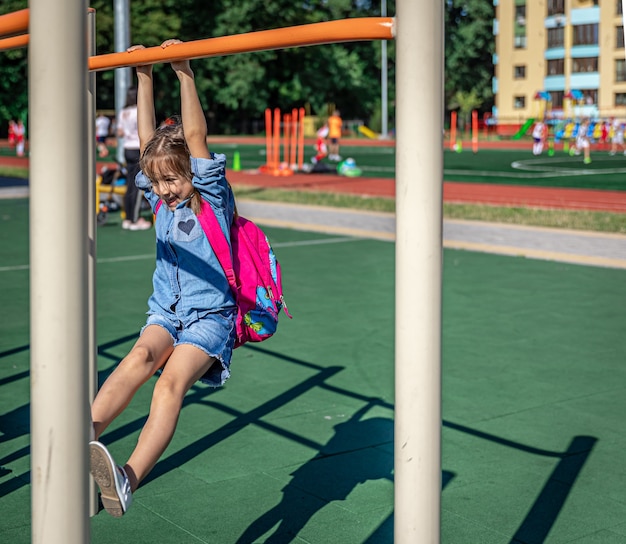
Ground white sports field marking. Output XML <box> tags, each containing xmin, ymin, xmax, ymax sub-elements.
<box><xmin>447</xmin><ymin>156</ymin><xmax>626</xmax><ymax>180</ymax></box>
<box><xmin>0</xmin><ymin>237</ymin><xmax>366</xmax><ymax>274</ymax></box>
<box><xmin>445</xmin><ymin>240</ymin><xmax>626</xmax><ymax>270</ymax></box>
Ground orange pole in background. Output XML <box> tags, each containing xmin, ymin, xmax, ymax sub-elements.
<box><xmin>449</xmin><ymin>111</ymin><xmax>457</xmax><ymax>150</ymax></box>
<box><xmin>0</xmin><ymin>9</ymin><xmax>29</xmax><ymax>38</ymax></box>
<box><xmin>89</xmin><ymin>18</ymin><xmax>394</xmax><ymax>72</ymax></box>
<box><xmin>289</xmin><ymin>108</ymin><xmax>298</xmax><ymax>169</ymax></box>
<box><xmin>273</xmin><ymin>108</ymin><xmax>280</xmax><ymax>170</ymax></box>
<box><xmin>472</xmin><ymin>110</ymin><xmax>478</xmax><ymax>153</ymax></box>
<box><xmin>264</xmin><ymin>108</ymin><xmax>273</xmax><ymax>169</ymax></box>
<box><xmin>282</xmin><ymin>113</ymin><xmax>290</xmax><ymax>166</ymax></box>
<box><xmin>297</xmin><ymin>107</ymin><xmax>305</xmax><ymax>170</ymax></box>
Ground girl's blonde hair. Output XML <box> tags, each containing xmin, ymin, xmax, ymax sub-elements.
<box><xmin>139</xmin><ymin>121</ymin><xmax>203</xmax><ymax>215</ymax></box>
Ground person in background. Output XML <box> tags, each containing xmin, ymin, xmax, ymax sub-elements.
<box><xmin>327</xmin><ymin>109</ymin><xmax>343</xmax><ymax>161</ymax></box>
<box><xmin>95</xmin><ymin>112</ymin><xmax>111</xmax><ymax>158</ymax></box>
<box><xmin>117</xmin><ymin>86</ymin><xmax>151</xmax><ymax>230</ymax></box>
<box><xmin>13</xmin><ymin>119</ymin><xmax>26</xmax><ymax>157</ymax></box>
<box><xmin>7</xmin><ymin>119</ymin><xmax>16</xmax><ymax>148</ymax></box>
<box><xmin>609</xmin><ymin>117</ymin><xmax>625</xmax><ymax>156</ymax></box>
<box><xmin>531</xmin><ymin>119</ymin><xmax>545</xmax><ymax>156</ymax></box>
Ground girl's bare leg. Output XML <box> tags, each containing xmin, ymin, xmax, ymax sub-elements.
<box><xmin>123</xmin><ymin>344</ymin><xmax>217</xmax><ymax>491</ymax></box>
<box><xmin>91</xmin><ymin>325</ymin><xmax>174</xmax><ymax>439</ymax></box>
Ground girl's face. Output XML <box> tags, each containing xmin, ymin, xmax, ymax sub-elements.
<box><xmin>150</xmin><ymin>169</ymin><xmax>195</xmax><ymax>211</ymax></box>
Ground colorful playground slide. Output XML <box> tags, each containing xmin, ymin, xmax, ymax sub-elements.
<box><xmin>358</xmin><ymin>125</ymin><xmax>379</xmax><ymax>139</ymax></box>
<box><xmin>511</xmin><ymin>118</ymin><xmax>534</xmax><ymax>140</ymax></box>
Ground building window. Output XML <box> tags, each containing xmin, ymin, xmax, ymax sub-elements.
<box><xmin>514</xmin><ymin>96</ymin><xmax>526</xmax><ymax>109</ymax></box>
<box><xmin>514</xmin><ymin>65</ymin><xmax>526</xmax><ymax>79</ymax></box>
<box><xmin>514</xmin><ymin>3</ymin><xmax>526</xmax><ymax>49</ymax></box>
<box><xmin>572</xmin><ymin>57</ymin><xmax>598</xmax><ymax>73</ymax></box>
<box><xmin>573</xmin><ymin>24</ymin><xmax>598</xmax><ymax>46</ymax></box>
<box><xmin>547</xmin><ymin>27</ymin><xmax>565</xmax><ymax>48</ymax></box>
<box><xmin>547</xmin><ymin>58</ymin><xmax>565</xmax><ymax>75</ymax></box>
<box><xmin>615</xmin><ymin>92</ymin><xmax>626</xmax><ymax>106</ymax></box>
<box><xmin>617</xmin><ymin>59</ymin><xmax>626</xmax><ymax>82</ymax></box>
<box><xmin>580</xmin><ymin>90</ymin><xmax>597</xmax><ymax>104</ymax></box>
<box><xmin>550</xmin><ymin>91</ymin><xmax>564</xmax><ymax>109</ymax></box>
<box><xmin>618</xmin><ymin>0</ymin><xmax>623</xmax><ymax>16</ymax></box>
<box><xmin>548</xmin><ymin>0</ymin><xmax>565</xmax><ymax>16</ymax></box>
<box><xmin>618</xmin><ymin>26</ymin><xmax>624</xmax><ymax>49</ymax></box>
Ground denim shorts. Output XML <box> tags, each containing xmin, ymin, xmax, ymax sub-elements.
<box><xmin>142</xmin><ymin>309</ymin><xmax>236</xmax><ymax>387</ymax></box>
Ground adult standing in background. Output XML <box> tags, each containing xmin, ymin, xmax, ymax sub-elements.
<box><xmin>117</xmin><ymin>86</ymin><xmax>151</xmax><ymax>230</ymax></box>
<box><xmin>95</xmin><ymin>112</ymin><xmax>111</xmax><ymax>158</ymax></box>
<box><xmin>327</xmin><ymin>109</ymin><xmax>343</xmax><ymax>161</ymax></box>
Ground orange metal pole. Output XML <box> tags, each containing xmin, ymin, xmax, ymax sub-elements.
<box><xmin>282</xmin><ymin>113</ymin><xmax>290</xmax><ymax>167</ymax></box>
<box><xmin>449</xmin><ymin>111</ymin><xmax>457</xmax><ymax>150</ymax></box>
<box><xmin>297</xmin><ymin>107</ymin><xmax>305</xmax><ymax>171</ymax></box>
<box><xmin>290</xmin><ymin>108</ymin><xmax>298</xmax><ymax>169</ymax></box>
<box><xmin>273</xmin><ymin>108</ymin><xmax>280</xmax><ymax>171</ymax></box>
<box><xmin>0</xmin><ymin>9</ymin><xmax>29</xmax><ymax>39</ymax></box>
<box><xmin>89</xmin><ymin>18</ymin><xmax>394</xmax><ymax>72</ymax></box>
<box><xmin>264</xmin><ymin>108</ymin><xmax>272</xmax><ymax>168</ymax></box>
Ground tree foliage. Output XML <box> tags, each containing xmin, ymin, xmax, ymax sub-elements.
<box><xmin>0</xmin><ymin>1</ymin><xmax>498</xmax><ymax>134</ymax></box>
<box><xmin>444</xmin><ymin>0</ymin><xmax>494</xmax><ymax>115</ymax></box>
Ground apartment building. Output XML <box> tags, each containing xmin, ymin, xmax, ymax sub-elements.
<box><xmin>493</xmin><ymin>0</ymin><xmax>626</xmax><ymax>131</ymax></box>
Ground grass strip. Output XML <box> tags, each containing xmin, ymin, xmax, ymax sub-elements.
<box><xmin>233</xmin><ymin>184</ymin><xmax>626</xmax><ymax>235</ymax></box>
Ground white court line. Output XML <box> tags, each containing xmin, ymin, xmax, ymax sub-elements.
<box><xmin>0</xmin><ymin>237</ymin><xmax>364</xmax><ymax>274</ymax></box>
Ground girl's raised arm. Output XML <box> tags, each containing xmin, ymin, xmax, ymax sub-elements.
<box><xmin>161</xmin><ymin>39</ymin><xmax>209</xmax><ymax>159</ymax></box>
<box><xmin>129</xmin><ymin>45</ymin><xmax>156</xmax><ymax>154</ymax></box>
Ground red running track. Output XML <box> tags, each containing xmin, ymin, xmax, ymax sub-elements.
<box><xmin>2</xmin><ymin>151</ymin><xmax>626</xmax><ymax>213</ymax></box>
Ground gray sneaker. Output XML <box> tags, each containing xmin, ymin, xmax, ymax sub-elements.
<box><xmin>89</xmin><ymin>441</ymin><xmax>133</xmax><ymax>517</ymax></box>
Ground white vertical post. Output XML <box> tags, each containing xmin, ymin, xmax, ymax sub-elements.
<box><xmin>394</xmin><ymin>0</ymin><xmax>443</xmax><ymax>542</ymax></box>
<box><xmin>381</xmin><ymin>0</ymin><xmax>388</xmax><ymax>138</ymax></box>
<box><xmin>114</xmin><ymin>0</ymin><xmax>131</xmax><ymax>164</ymax></box>
<box><xmin>87</xmin><ymin>7</ymin><xmax>100</xmax><ymax>517</ymax></box>
<box><xmin>29</xmin><ymin>1</ymin><xmax>91</xmax><ymax>543</ymax></box>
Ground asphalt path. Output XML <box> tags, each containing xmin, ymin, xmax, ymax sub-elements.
<box><xmin>237</xmin><ymin>199</ymin><xmax>626</xmax><ymax>270</ymax></box>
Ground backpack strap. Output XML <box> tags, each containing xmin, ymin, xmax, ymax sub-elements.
<box><xmin>196</xmin><ymin>200</ymin><xmax>237</xmax><ymax>292</ymax></box>
<box><xmin>154</xmin><ymin>199</ymin><xmax>237</xmax><ymax>292</ymax></box>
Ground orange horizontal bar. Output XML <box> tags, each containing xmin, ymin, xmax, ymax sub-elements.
<box><xmin>0</xmin><ymin>9</ymin><xmax>29</xmax><ymax>39</ymax></box>
<box><xmin>89</xmin><ymin>17</ymin><xmax>394</xmax><ymax>72</ymax></box>
<box><xmin>0</xmin><ymin>33</ymin><xmax>28</xmax><ymax>52</ymax></box>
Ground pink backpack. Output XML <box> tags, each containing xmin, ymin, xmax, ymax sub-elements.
<box><xmin>156</xmin><ymin>199</ymin><xmax>291</xmax><ymax>348</ymax></box>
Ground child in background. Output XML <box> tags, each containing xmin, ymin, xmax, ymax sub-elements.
<box><xmin>312</xmin><ymin>123</ymin><xmax>329</xmax><ymax>163</ymax></box>
<box><xmin>327</xmin><ymin>109</ymin><xmax>342</xmax><ymax>161</ymax></box>
<box><xmin>89</xmin><ymin>39</ymin><xmax>238</xmax><ymax>517</ymax></box>
<box><xmin>13</xmin><ymin>119</ymin><xmax>25</xmax><ymax>157</ymax></box>
<box><xmin>531</xmin><ymin>119</ymin><xmax>545</xmax><ymax>155</ymax></box>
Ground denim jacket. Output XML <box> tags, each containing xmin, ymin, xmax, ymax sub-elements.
<box><xmin>135</xmin><ymin>153</ymin><xmax>237</xmax><ymax>326</ymax></box>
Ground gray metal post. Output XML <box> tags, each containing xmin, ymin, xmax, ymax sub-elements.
<box><xmin>29</xmin><ymin>1</ymin><xmax>90</xmax><ymax>542</ymax></box>
<box><xmin>114</xmin><ymin>0</ymin><xmax>131</xmax><ymax>163</ymax></box>
<box><xmin>394</xmin><ymin>0</ymin><xmax>443</xmax><ymax>542</ymax></box>
<box><xmin>87</xmin><ymin>7</ymin><xmax>100</xmax><ymax>517</ymax></box>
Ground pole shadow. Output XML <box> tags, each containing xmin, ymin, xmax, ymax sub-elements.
<box><xmin>235</xmin><ymin>402</ymin><xmax>393</xmax><ymax>543</ymax></box>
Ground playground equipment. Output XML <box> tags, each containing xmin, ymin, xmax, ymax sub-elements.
<box><xmin>358</xmin><ymin>125</ymin><xmax>379</xmax><ymax>139</ymax></box>
<box><xmin>512</xmin><ymin>118</ymin><xmax>535</xmax><ymax>140</ymax></box>
<box><xmin>3</xmin><ymin>3</ymin><xmax>442</xmax><ymax>543</ymax></box>
<box><xmin>259</xmin><ymin>107</ymin><xmax>305</xmax><ymax>175</ymax></box>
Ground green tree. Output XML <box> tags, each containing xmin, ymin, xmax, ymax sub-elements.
<box><xmin>0</xmin><ymin>0</ymin><xmax>396</xmax><ymax>135</ymax></box>
<box><xmin>0</xmin><ymin>0</ymin><xmax>28</xmax><ymax>134</ymax></box>
<box><xmin>445</xmin><ymin>0</ymin><xmax>494</xmax><ymax>115</ymax></box>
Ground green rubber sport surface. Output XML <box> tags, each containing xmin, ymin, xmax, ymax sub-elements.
<box><xmin>2</xmin><ymin>199</ymin><xmax>626</xmax><ymax>542</ymax></box>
